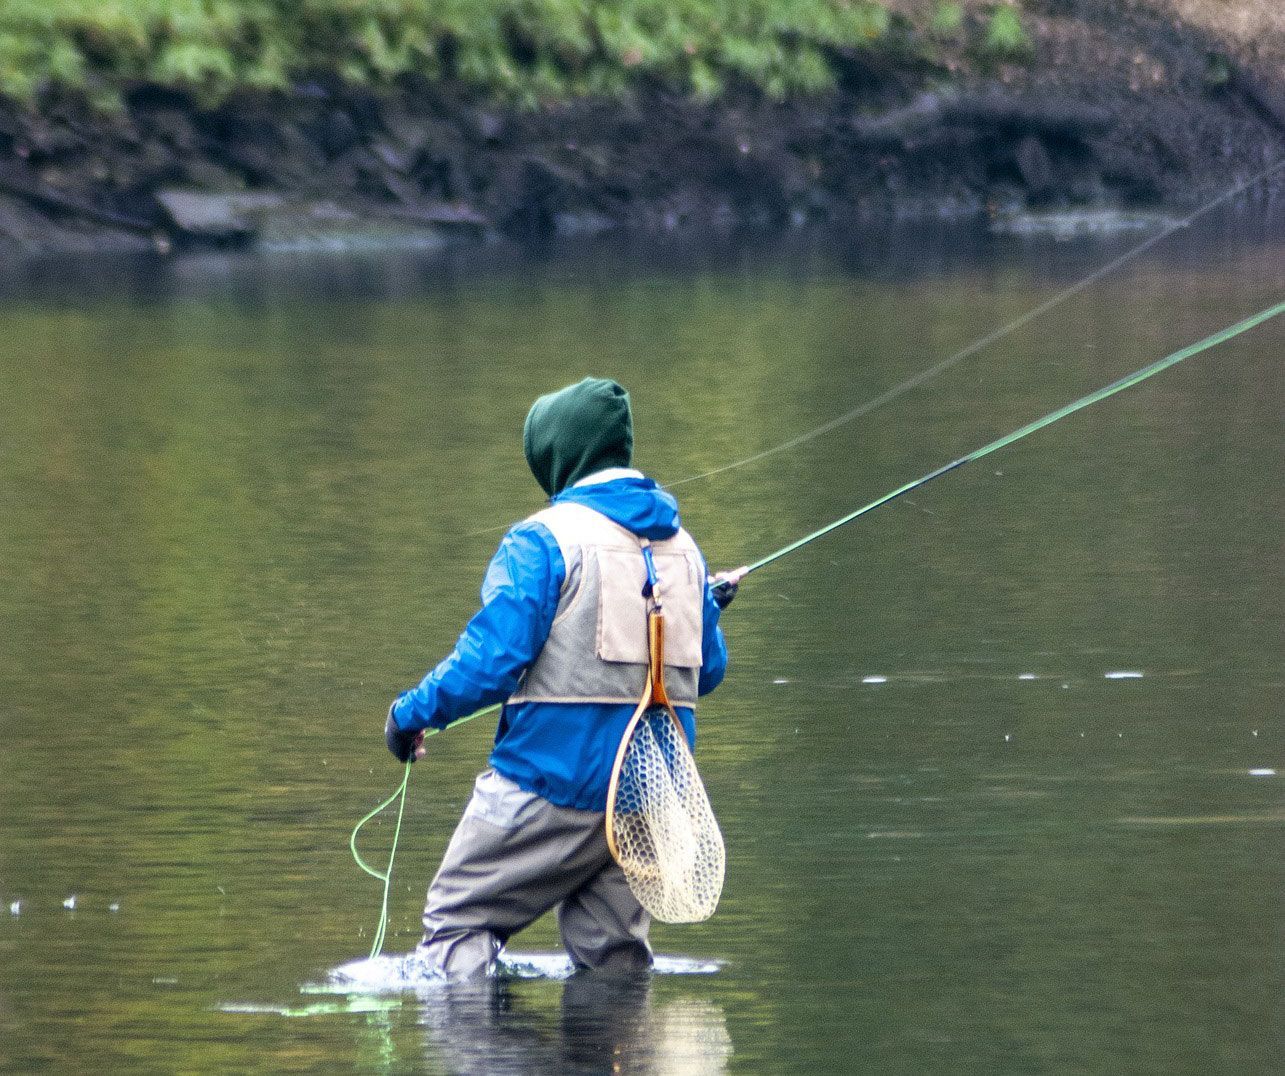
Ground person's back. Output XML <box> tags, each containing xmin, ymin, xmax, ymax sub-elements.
<box><xmin>385</xmin><ymin>377</ymin><xmax>733</xmax><ymax>978</ymax></box>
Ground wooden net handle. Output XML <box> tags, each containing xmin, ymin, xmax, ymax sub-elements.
<box><xmin>604</xmin><ymin>608</ymin><xmax>673</xmax><ymax>862</ymax></box>
<box><xmin>648</xmin><ymin>609</ymin><xmax>670</xmax><ymax>708</ymax></box>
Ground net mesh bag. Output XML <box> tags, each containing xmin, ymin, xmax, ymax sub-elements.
<box><xmin>607</xmin><ymin>706</ymin><xmax>725</xmax><ymax>923</ymax></box>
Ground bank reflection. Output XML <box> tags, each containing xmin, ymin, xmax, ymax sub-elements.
<box><xmin>418</xmin><ymin>975</ymin><xmax>732</xmax><ymax>1075</ymax></box>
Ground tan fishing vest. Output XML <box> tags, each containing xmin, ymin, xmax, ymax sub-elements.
<box><xmin>508</xmin><ymin>501</ymin><xmax>706</xmax><ymax>706</ymax></box>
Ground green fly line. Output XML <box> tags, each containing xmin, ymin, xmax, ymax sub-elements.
<box><xmin>349</xmin><ymin>762</ymin><xmax>408</xmax><ymax>959</ymax></box>
<box><xmin>350</xmin><ymin>704</ymin><xmax>496</xmax><ymax>959</ymax></box>
<box><xmin>351</xmin><ymin>299</ymin><xmax>1284</xmax><ymax>958</ymax></box>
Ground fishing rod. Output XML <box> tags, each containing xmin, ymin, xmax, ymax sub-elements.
<box><xmin>734</xmin><ymin>298</ymin><xmax>1284</xmax><ymax>577</ymax></box>
<box><xmin>352</xmin><ymin>299</ymin><xmax>1284</xmax><ymax>957</ymax></box>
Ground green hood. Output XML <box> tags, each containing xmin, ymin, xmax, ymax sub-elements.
<box><xmin>523</xmin><ymin>377</ymin><xmax>634</xmax><ymax>496</ymax></box>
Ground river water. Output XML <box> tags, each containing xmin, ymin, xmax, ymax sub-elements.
<box><xmin>1</xmin><ymin>206</ymin><xmax>1281</xmax><ymax>1073</ymax></box>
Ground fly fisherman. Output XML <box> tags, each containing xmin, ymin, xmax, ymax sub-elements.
<box><xmin>384</xmin><ymin>377</ymin><xmax>738</xmax><ymax>979</ymax></box>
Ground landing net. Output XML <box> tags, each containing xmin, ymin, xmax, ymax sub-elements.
<box><xmin>607</xmin><ymin>706</ymin><xmax>725</xmax><ymax>923</ymax></box>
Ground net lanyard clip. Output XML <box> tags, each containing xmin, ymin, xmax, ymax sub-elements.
<box><xmin>639</xmin><ymin>539</ymin><xmax>669</xmax><ymax>704</ymax></box>
<box><xmin>640</xmin><ymin>541</ymin><xmax>660</xmax><ymax>608</ymax></box>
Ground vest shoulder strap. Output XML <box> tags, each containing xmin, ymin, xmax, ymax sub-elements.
<box><xmin>527</xmin><ymin>501</ymin><xmax>639</xmax><ymax>554</ymax></box>
<box><xmin>527</xmin><ymin>501</ymin><xmax>702</xmax><ymax>562</ymax></box>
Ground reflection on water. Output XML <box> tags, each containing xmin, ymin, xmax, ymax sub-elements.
<box><xmin>419</xmin><ymin>977</ymin><xmax>730</xmax><ymax>1076</ymax></box>
<box><xmin>221</xmin><ymin>996</ymin><xmax>403</xmax><ymax>1017</ymax></box>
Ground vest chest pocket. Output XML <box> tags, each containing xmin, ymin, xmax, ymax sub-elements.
<box><xmin>594</xmin><ymin>546</ymin><xmax>704</xmax><ymax>670</ymax></box>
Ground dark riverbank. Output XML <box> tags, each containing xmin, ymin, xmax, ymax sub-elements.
<box><xmin>1</xmin><ymin>1</ymin><xmax>1281</xmax><ymax>255</ymax></box>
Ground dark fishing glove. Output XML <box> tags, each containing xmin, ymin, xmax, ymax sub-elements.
<box><xmin>711</xmin><ymin>577</ymin><xmax>739</xmax><ymax>610</ymax></box>
<box><xmin>385</xmin><ymin>705</ymin><xmax>425</xmax><ymax>764</ymax></box>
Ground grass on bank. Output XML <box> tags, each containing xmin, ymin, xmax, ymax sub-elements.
<box><xmin>0</xmin><ymin>1</ymin><xmax>1039</xmax><ymax>110</ymax></box>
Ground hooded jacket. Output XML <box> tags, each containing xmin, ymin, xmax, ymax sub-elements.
<box><xmin>523</xmin><ymin>377</ymin><xmax>634</xmax><ymax>497</ymax></box>
<box><xmin>390</xmin><ymin>380</ymin><xmax>728</xmax><ymax>811</ymax></box>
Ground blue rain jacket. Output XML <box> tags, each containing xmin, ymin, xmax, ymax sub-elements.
<box><xmin>390</xmin><ymin>474</ymin><xmax>728</xmax><ymax>811</ymax></box>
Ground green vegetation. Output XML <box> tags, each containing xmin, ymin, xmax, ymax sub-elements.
<box><xmin>929</xmin><ymin>2</ymin><xmax>965</xmax><ymax>40</ymax></box>
<box><xmin>982</xmin><ymin>3</ymin><xmax>1032</xmax><ymax>61</ymax></box>
<box><xmin>0</xmin><ymin>1</ymin><xmax>1036</xmax><ymax>110</ymax></box>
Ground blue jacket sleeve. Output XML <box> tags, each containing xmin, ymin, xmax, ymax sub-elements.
<box><xmin>697</xmin><ymin>578</ymin><xmax>728</xmax><ymax>697</ymax></box>
<box><xmin>390</xmin><ymin>522</ymin><xmax>564</xmax><ymax>732</ymax></box>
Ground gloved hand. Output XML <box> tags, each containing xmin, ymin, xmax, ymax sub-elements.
<box><xmin>710</xmin><ymin>567</ymin><xmax>747</xmax><ymax>610</ymax></box>
<box><xmin>385</xmin><ymin>705</ymin><xmax>425</xmax><ymax>764</ymax></box>
<box><xmin>711</xmin><ymin>578</ymin><xmax>738</xmax><ymax>609</ymax></box>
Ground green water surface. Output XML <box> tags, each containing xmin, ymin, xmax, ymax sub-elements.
<box><xmin>1</xmin><ymin>214</ymin><xmax>1281</xmax><ymax>1073</ymax></box>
